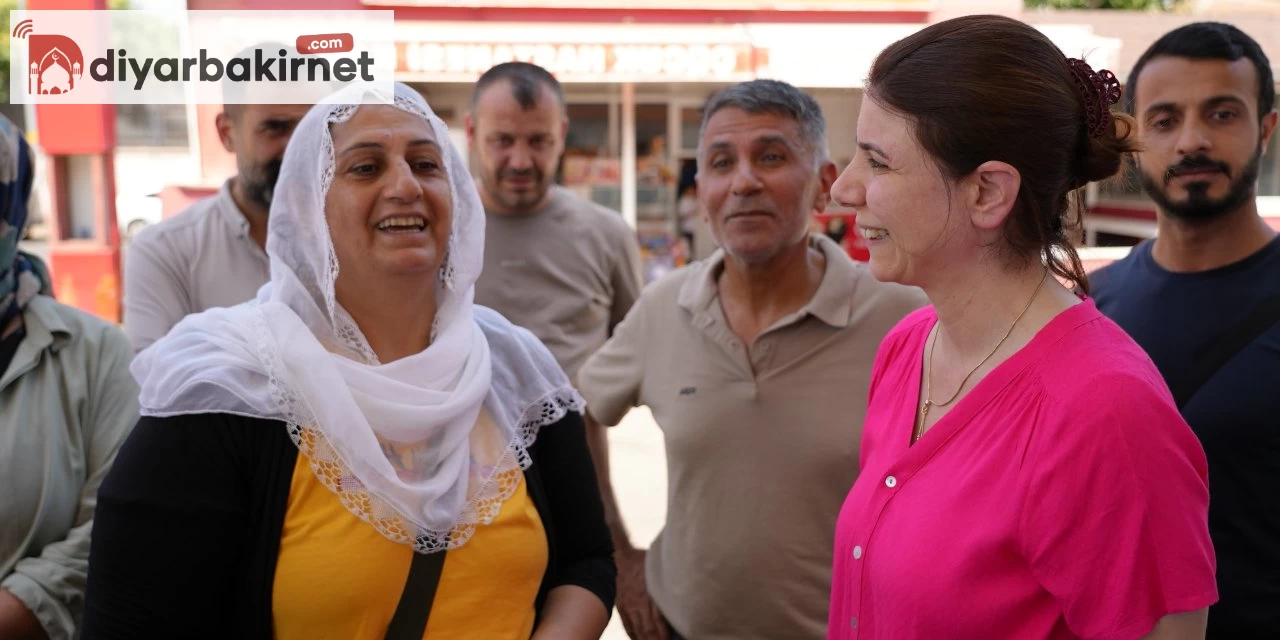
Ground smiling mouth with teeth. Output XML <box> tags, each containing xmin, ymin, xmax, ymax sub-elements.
<box><xmin>375</xmin><ymin>216</ymin><xmax>428</xmax><ymax>232</ymax></box>
<box><xmin>860</xmin><ymin>228</ymin><xmax>889</xmax><ymax>241</ymax></box>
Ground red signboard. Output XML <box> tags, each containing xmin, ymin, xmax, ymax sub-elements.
<box><xmin>397</xmin><ymin>41</ymin><xmax>768</xmax><ymax>82</ymax></box>
<box><xmin>368</xmin><ymin>0</ymin><xmax>931</xmax><ymax>9</ymax></box>
<box><xmin>33</xmin><ymin>104</ymin><xmax>116</xmax><ymax>154</ymax></box>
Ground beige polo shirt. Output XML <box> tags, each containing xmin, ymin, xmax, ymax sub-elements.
<box><xmin>122</xmin><ymin>181</ymin><xmax>269</xmax><ymax>352</ymax></box>
<box><xmin>475</xmin><ymin>186</ymin><xmax>643</xmax><ymax>381</ymax></box>
<box><xmin>579</xmin><ymin>234</ymin><xmax>926</xmax><ymax>640</ymax></box>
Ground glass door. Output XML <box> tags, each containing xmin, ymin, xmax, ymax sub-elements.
<box><xmin>560</xmin><ymin>102</ymin><xmax>620</xmax><ymax>211</ymax></box>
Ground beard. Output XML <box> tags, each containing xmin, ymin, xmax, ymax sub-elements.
<box><xmin>484</xmin><ymin>166</ymin><xmax>549</xmax><ymax>212</ymax></box>
<box><xmin>240</xmin><ymin>158</ymin><xmax>283</xmax><ymax>211</ymax></box>
<box><xmin>1140</xmin><ymin>144</ymin><xmax>1262</xmax><ymax>223</ymax></box>
<box><xmin>712</xmin><ymin>193</ymin><xmax>813</xmax><ymax>266</ymax></box>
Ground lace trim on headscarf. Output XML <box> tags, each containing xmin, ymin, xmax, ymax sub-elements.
<box><xmin>132</xmin><ymin>84</ymin><xmax>584</xmax><ymax>554</ymax></box>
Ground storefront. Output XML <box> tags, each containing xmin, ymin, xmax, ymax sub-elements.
<box><xmin>60</xmin><ymin>0</ymin><xmax>1122</xmax><ymax>280</ymax></box>
<box><xmin>388</xmin><ymin>18</ymin><xmax>931</xmax><ymax>277</ymax></box>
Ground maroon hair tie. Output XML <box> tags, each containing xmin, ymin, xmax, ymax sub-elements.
<box><xmin>1066</xmin><ymin>58</ymin><xmax>1122</xmax><ymax>139</ymax></box>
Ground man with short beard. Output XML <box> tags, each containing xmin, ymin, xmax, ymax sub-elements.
<box><xmin>1092</xmin><ymin>22</ymin><xmax>1280</xmax><ymax>639</ymax></box>
<box><xmin>578</xmin><ymin>80</ymin><xmax>924</xmax><ymax>640</ymax></box>
<box><xmin>123</xmin><ymin>44</ymin><xmax>311</xmax><ymax>352</ymax></box>
<box><xmin>468</xmin><ymin>62</ymin><xmax>643</xmax><ymax>383</ymax></box>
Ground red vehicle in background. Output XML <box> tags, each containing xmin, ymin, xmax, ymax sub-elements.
<box><xmin>813</xmin><ymin>211</ymin><xmax>869</xmax><ymax>262</ymax></box>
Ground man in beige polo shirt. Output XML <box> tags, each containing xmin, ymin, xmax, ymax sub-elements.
<box><xmin>123</xmin><ymin>44</ymin><xmax>312</xmax><ymax>352</ymax></box>
<box><xmin>468</xmin><ymin>62</ymin><xmax>643</xmax><ymax>382</ymax></box>
<box><xmin>578</xmin><ymin>80</ymin><xmax>925</xmax><ymax>640</ymax></box>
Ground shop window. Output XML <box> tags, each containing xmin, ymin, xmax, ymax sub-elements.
<box><xmin>680</xmin><ymin>107</ymin><xmax>702</xmax><ymax>153</ymax></box>
<box><xmin>636</xmin><ymin>104</ymin><xmax>679</xmax><ymax>281</ymax></box>
<box><xmin>565</xmin><ymin>103</ymin><xmax>610</xmax><ymax>157</ymax></box>
<box><xmin>634</xmin><ymin>103</ymin><xmax>675</xmax><ymax>226</ymax></box>
<box><xmin>116</xmin><ymin>104</ymin><xmax>188</xmax><ymax>148</ymax></box>
<box><xmin>560</xmin><ymin>103</ymin><xmax>618</xmax><ymax>210</ymax></box>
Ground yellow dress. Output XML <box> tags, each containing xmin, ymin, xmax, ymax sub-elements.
<box><xmin>271</xmin><ymin>444</ymin><xmax>548</xmax><ymax>639</ymax></box>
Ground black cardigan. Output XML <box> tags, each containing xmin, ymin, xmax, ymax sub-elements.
<box><xmin>81</xmin><ymin>410</ymin><xmax>615</xmax><ymax>639</ymax></box>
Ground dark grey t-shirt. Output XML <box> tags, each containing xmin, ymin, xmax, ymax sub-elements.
<box><xmin>475</xmin><ymin>187</ymin><xmax>643</xmax><ymax>381</ymax></box>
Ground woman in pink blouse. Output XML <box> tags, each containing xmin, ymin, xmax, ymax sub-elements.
<box><xmin>826</xmin><ymin>15</ymin><xmax>1217</xmax><ymax>640</ymax></box>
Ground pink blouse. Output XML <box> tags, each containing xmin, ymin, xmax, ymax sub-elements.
<box><xmin>828</xmin><ymin>300</ymin><xmax>1217</xmax><ymax>640</ymax></box>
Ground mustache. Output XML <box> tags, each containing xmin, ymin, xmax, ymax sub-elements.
<box><xmin>1165</xmin><ymin>155</ymin><xmax>1231</xmax><ymax>184</ymax></box>
<box><xmin>722</xmin><ymin>197</ymin><xmax>778</xmax><ymax>218</ymax></box>
<box><xmin>500</xmin><ymin>167</ymin><xmax>540</xmax><ymax>180</ymax></box>
<box><xmin>243</xmin><ymin>158</ymin><xmax>283</xmax><ymax>208</ymax></box>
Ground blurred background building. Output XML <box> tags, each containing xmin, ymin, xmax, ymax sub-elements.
<box><xmin>7</xmin><ymin>0</ymin><xmax>1280</xmax><ymax>320</ymax></box>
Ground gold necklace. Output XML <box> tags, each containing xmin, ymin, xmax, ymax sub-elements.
<box><xmin>913</xmin><ymin>270</ymin><xmax>1049</xmax><ymax>444</ymax></box>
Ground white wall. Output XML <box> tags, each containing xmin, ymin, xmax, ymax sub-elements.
<box><xmin>114</xmin><ymin>147</ymin><xmax>201</xmax><ymax>233</ymax></box>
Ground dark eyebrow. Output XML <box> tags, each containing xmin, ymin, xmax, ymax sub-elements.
<box><xmin>1142</xmin><ymin>96</ymin><xmax>1246</xmax><ymax>120</ymax></box>
<box><xmin>706</xmin><ymin>140</ymin><xmax>733</xmax><ymax>154</ymax></box>
<box><xmin>858</xmin><ymin>141</ymin><xmax>890</xmax><ymax>161</ymax></box>
<box><xmin>1202</xmin><ymin>95</ymin><xmax>1249</xmax><ymax>110</ymax></box>
<box><xmin>1143</xmin><ymin>102</ymin><xmax>1179</xmax><ymax>119</ymax></box>
<box><xmin>338</xmin><ymin>139</ymin><xmax>440</xmax><ymax>156</ymax></box>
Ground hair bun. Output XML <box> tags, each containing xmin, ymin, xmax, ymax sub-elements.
<box><xmin>1072</xmin><ymin>106</ymin><xmax>1137</xmax><ymax>189</ymax></box>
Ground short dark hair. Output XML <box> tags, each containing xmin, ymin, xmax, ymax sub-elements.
<box><xmin>698</xmin><ymin>79</ymin><xmax>828</xmax><ymax>164</ymax></box>
<box><xmin>471</xmin><ymin>62</ymin><xmax>565</xmax><ymax>113</ymax></box>
<box><xmin>866</xmin><ymin>14</ymin><xmax>1137</xmax><ymax>294</ymax></box>
<box><xmin>1126</xmin><ymin>22</ymin><xmax>1275</xmax><ymax>120</ymax></box>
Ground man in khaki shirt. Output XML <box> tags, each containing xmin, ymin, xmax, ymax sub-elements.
<box><xmin>578</xmin><ymin>80</ymin><xmax>925</xmax><ymax>640</ymax></box>
<box><xmin>123</xmin><ymin>45</ymin><xmax>312</xmax><ymax>352</ymax></box>
<box><xmin>468</xmin><ymin>62</ymin><xmax>643</xmax><ymax>381</ymax></box>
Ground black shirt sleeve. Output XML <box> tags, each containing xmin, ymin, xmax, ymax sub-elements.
<box><xmin>528</xmin><ymin>410</ymin><xmax>617</xmax><ymax>615</ymax></box>
<box><xmin>81</xmin><ymin>413</ymin><xmax>296</xmax><ymax>639</ymax></box>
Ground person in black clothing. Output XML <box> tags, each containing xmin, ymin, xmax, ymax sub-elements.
<box><xmin>1091</xmin><ymin>22</ymin><xmax>1280</xmax><ymax>639</ymax></box>
<box><xmin>82</xmin><ymin>84</ymin><xmax>614</xmax><ymax>639</ymax></box>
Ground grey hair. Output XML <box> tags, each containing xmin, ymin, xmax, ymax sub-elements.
<box><xmin>697</xmin><ymin>79</ymin><xmax>829</xmax><ymax>166</ymax></box>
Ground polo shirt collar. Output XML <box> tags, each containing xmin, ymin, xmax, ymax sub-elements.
<box><xmin>677</xmin><ymin>233</ymin><xmax>859</xmax><ymax>329</ymax></box>
<box><xmin>805</xmin><ymin>235</ymin><xmax>859</xmax><ymax>328</ymax></box>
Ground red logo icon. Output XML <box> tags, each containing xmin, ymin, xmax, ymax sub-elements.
<box><xmin>12</xmin><ymin>19</ymin><xmax>86</xmax><ymax>96</ymax></box>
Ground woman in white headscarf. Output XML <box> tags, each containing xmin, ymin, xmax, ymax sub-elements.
<box><xmin>81</xmin><ymin>84</ymin><xmax>615</xmax><ymax>640</ymax></box>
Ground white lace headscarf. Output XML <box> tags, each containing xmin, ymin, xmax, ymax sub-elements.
<box><xmin>131</xmin><ymin>83</ymin><xmax>584</xmax><ymax>553</ymax></box>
